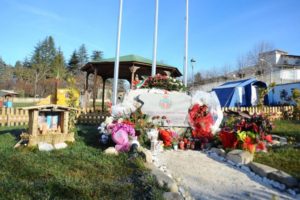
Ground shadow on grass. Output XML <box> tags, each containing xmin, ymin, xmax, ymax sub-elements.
<box><xmin>0</xmin><ymin>126</ymin><xmax>26</xmax><ymax>141</ymax></box>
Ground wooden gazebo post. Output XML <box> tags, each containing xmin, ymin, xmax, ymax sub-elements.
<box><xmin>129</xmin><ymin>66</ymin><xmax>140</xmax><ymax>89</ymax></box>
<box><xmin>92</xmin><ymin>68</ymin><xmax>99</xmax><ymax>112</ymax></box>
<box><xmin>101</xmin><ymin>77</ymin><xmax>107</xmax><ymax>113</ymax></box>
<box><xmin>84</xmin><ymin>72</ymin><xmax>90</xmax><ymax>112</ymax></box>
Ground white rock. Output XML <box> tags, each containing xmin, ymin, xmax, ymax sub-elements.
<box><xmin>287</xmin><ymin>189</ymin><xmax>295</xmax><ymax>196</ymax></box>
<box><xmin>226</xmin><ymin>150</ymin><xmax>253</xmax><ymax>165</ymax></box>
<box><xmin>104</xmin><ymin>147</ymin><xmax>119</xmax><ymax>155</ymax></box>
<box><xmin>38</xmin><ymin>142</ymin><xmax>54</xmax><ymax>151</ymax></box>
<box><xmin>53</xmin><ymin>142</ymin><xmax>68</xmax><ymax>149</ymax></box>
<box><xmin>241</xmin><ymin>166</ymin><xmax>251</xmax><ymax>172</ymax></box>
<box><xmin>227</xmin><ymin>160</ymin><xmax>236</xmax><ymax>166</ymax></box>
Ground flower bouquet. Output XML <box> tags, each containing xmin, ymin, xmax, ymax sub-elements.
<box><xmin>188</xmin><ymin>104</ymin><xmax>214</xmax><ymax>141</ymax></box>
<box><xmin>141</xmin><ymin>74</ymin><xmax>186</xmax><ymax>92</ymax></box>
<box><xmin>219</xmin><ymin>112</ymin><xmax>273</xmax><ymax>153</ymax></box>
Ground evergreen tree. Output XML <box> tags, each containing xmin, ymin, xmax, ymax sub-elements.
<box><xmin>91</xmin><ymin>50</ymin><xmax>103</xmax><ymax>61</ymax></box>
<box><xmin>0</xmin><ymin>57</ymin><xmax>6</xmax><ymax>75</ymax></box>
<box><xmin>30</xmin><ymin>36</ymin><xmax>57</xmax><ymax>96</ymax></box>
<box><xmin>68</xmin><ymin>50</ymin><xmax>80</xmax><ymax>75</ymax></box>
<box><xmin>78</xmin><ymin>44</ymin><xmax>89</xmax><ymax>66</ymax></box>
<box><xmin>52</xmin><ymin>48</ymin><xmax>66</xmax><ymax>79</ymax></box>
<box><xmin>0</xmin><ymin>57</ymin><xmax>7</xmax><ymax>83</ymax></box>
<box><xmin>14</xmin><ymin>60</ymin><xmax>23</xmax><ymax>68</ymax></box>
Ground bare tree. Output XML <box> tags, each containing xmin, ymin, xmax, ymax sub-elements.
<box><xmin>247</xmin><ymin>41</ymin><xmax>274</xmax><ymax>66</ymax></box>
<box><xmin>221</xmin><ymin>64</ymin><xmax>232</xmax><ymax>79</ymax></box>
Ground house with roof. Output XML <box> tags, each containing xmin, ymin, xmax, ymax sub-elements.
<box><xmin>193</xmin><ymin>50</ymin><xmax>300</xmax><ymax>92</ymax></box>
<box><xmin>258</xmin><ymin>50</ymin><xmax>300</xmax><ymax>84</ymax></box>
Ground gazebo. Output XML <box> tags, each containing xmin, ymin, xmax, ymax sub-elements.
<box><xmin>81</xmin><ymin>54</ymin><xmax>182</xmax><ymax>111</ymax></box>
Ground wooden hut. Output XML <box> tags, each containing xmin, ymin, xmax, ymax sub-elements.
<box><xmin>19</xmin><ymin>104</ymin><xmax>77</xmax><ymax>146</ymax></box>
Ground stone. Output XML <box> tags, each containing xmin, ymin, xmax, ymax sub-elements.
<box><xmin>151</xmin><ymin>167</ymin><xmax>178</xmax><ymax>192</ymax></box>
<box><xmin>271</xmin><ymin>135</ymin><xmax>288</xmax><ymax>146</ymax></box>
<box><xmin>226</xmin><ymin>150</ymin><xmax>253</xmax><ymax>165</ymax></box>
<box><xmin>138</xmin><ymin>147</ymin><xmax>153</xmax><ymax>163</ymax></box>
<box><xmin>163</xmin><ymin>192</ymin><xmax>183</xmax><ymax>200</ymax></box>
<box><xmin>139</xmin><ymin>91</ymin><xmax>192</xmax><ymax>127</ymax></box>
<box><xmin>38</xmin><ymin>142</ymin><xmax>54</xmax><ymax>151</ymax></box>
<box><xmin>104</xmin><ymin>147</ymin><xmax>119</xmax><ymax>155</ymax></box>
<box><xmin>210</xmin><ymin>147</ymin><xmax>226</xmax><ymax>157</ymax></box>
<box><xmin>248</xmin><ymin>162</ymin><xmax>278</xmax><ymax>177</ymax></box>
<box><xmin>267</xmin><ymin>170</ymin><xmax>298</xmax><ymax>188</ymax></box>
<box><xmin>53</xmin><ymin>142</ymin><xmax>68</xmax><ymax>150</ymax></box>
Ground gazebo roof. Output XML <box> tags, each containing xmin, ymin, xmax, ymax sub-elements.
<box><xmin>81</xmin><ymin>54</ymin><xmax>182</xmax><ymax>81</ymax></box>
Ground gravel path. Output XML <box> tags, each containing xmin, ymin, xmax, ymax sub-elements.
<box><xmin>156</xmin><ymin>150</ymin><xmax>295</xmax><ymax>200</ymax></box>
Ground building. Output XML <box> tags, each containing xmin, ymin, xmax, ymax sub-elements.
<box><xmin>258</xmin><ymin>50</ymin><xmax>300</xmax><ymax>84</ymax></box>
<box><xmin>192</xmin><ymin>49</ymin><xmax>300</xmax><ymax>92</ymax></box>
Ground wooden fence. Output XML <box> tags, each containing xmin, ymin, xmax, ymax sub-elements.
<box><xmin>0</xmin><ymin>108</ymin><xmax>29</xmax><ymax>127</ymax></box>
<box><xmin>0</xmin><ymin>107</ymin><xmax>109</xmax><ymax>127</ymax></box>
<box><xmin>222</xmin><ymin>106</ymin><xmax>295</xmax><ymax>121</ymax></box>
<box><xmin>0</xmin><ymin>106</ymin><xmax>296</xmax><ymax>127</ymax></box>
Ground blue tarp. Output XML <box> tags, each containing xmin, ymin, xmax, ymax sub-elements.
<box><xmin>212</xmin><ymin>78</ymin><xmax>267</xmax><ymax>107</ymax></box>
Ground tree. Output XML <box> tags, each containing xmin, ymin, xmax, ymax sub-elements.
<box><xmin>194</xmin><ymin>72</ymin><xmax>202</xmax><ymax>83</ymax></box>
<box><xmin>68</xmin><ymin>50</ymin><xmax>80</xmax><ymax>75</ymax></box>
<box><xmin>0</xmin><ymin>57</ymin><xmax>6</xmax><ymax>76</ymax></box>
<box><xmin>91</xmin><ymin>50</ymin><xmax>103</xmax><ymax>61</ymax></box>
<box><xmin>247</xmin><ymin>41</ymin><xmax>274</xmax><ymax>66</ymax></box>
<box><xmin>30</xmin><ymin>36</ymin><xmax>57</xmax><ymax>97</ymax></box>
<box><xmin>52</xmin><ymin>48</ymin><xmax>66</xmax><ymax>79</ymax></box>
<box><xmin>78</xmin><ymin>44</ymin><xmax>89</xmax><ymax>67</ymax></box>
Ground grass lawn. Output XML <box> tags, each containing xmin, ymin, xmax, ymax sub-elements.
<box><xmin>254</xmin><ymin>120</ymin><xmax>300</xmax><ymax>180</ymax></box>
<box><xmin>0</xmin><ymin>126</ymin><xmax>165</xmax><ymax>199</ymax></box>
<box><xmin>254</xmin><ymin>147</ymin><xmax>300</xmax><ymax>179</ymax></box>
<box><xmin>271</xmin><ymin>120</ymin><xmax>300</xmax><ymax>142</ymax></box>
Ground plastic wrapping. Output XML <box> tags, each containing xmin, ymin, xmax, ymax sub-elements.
<box><xmin>191</xmin><ymin>91</ymin><xmax>223</xmax><ymax>134</ymax></box>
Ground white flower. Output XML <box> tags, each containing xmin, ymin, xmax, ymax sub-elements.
<box><xmin>105</xmin><ymin>116</ymin><xmax>114</xmax><ymax>125</ymax></box>
<box><xmin>117</xmin><ymin>118</ymin><xmax>124</xmax><ymax>123</ymax></box>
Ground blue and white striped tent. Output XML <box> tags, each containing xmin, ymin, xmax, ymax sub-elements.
<box><xmin>212</xmin><ymin>78</ymin><xmax>267</xmax><ymax>107</ymax></box>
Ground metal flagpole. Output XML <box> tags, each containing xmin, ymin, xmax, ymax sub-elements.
<box><xmin>152</xmin><ymin>0</ymin><xmax>159</xmax><ymax>76</ymax></box>
<box><xmin>112</xmin><ymin>0</ymin><xmax>123</xmax><ymax>105</ymax></box>
<box><xmin>183</xmin><ymin>0</ymin><xmax>189</xmax><ymax>86</ymax></box>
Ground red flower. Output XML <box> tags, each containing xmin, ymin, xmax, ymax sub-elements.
<box><xmin>265</xmin><ymin>135</ymin><xmax>272</xmax><ymax>143</ymax></box>
<box><xmin>256</xmin><ymin>141</ymin><xmax>266</xmax><ymax>152</ymax></box>
<box><xmin>122</xmin><ymin>120</ymin><xmax>135</xmax><ymax>127</ymax></box>
<box><xmin>189</xmin><ymin>104</ymin><xmax>214</xmax><ymax>141</ymax></box>
<box><xmin>219</xmin><ymin>129</ymin><xmax>238</xmax><ymax>149</ymax></box>
<box><xmin>243</xmin><ymin>136</ymin><xmax>255</xmax><ymax>153</ymax></box>
<box><xmin>159</xmin><ymin>129</ymin><xmax>172</xmax><ymax>147</ymax></box>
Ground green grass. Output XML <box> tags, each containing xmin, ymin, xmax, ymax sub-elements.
<box><xmin>254</xmin><ymin>147</ymin><xmax>300</xmax><ymax>179</ymax></box>
<box><xmin>272</xmin><ymin>120</ymin><xmax>300</xmax><ymax>142</ymax></box>
<box><xmin>0</xmin><ymin>126</ymin><xmax>165</xmax><ymax>199</ymax></box>
<box><xmin>254</xmin><ymin>120</ymin><xmax>300</xmax><ymax>180</ymax></box>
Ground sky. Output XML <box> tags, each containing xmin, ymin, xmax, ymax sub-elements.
<box><xmin>0</xmin><ymin>0</ymin><xmax>300</xmax><ymax>76</ymax></box>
